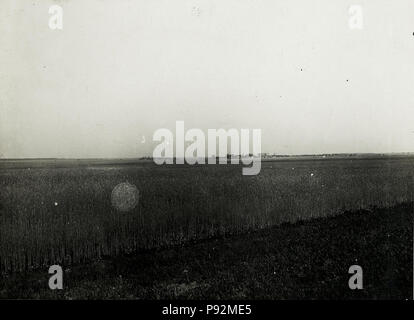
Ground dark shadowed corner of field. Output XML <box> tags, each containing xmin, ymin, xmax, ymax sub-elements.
<box><xmin>0</xmin><ymin>203</ymin><xmax>412</xmax><ymax>300</ymax></box>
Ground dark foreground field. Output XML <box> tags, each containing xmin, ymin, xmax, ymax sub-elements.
<box><xmin>1</xmin><ymin>157</ymin><xmax>413</xmax><ymax>273</ymax></box>
<box><xmin>1</xmin><ymin>202</ymin><xmax>412</xmax><ymax>300</ymax></box>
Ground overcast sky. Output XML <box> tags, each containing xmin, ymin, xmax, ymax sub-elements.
<box><xmin>1</xmin><ymin>0</ymin><xmax>413</xmax><ymax>158</ymax></box>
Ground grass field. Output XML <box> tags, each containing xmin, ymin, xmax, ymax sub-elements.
<box><xmin>0</xmin><ymin>156</ymin><xmax>413</xmax><ymax>274</ymax></box>
<box><xmin>1</xmin><ymin>203</ymin><xmax>412</xmax><ymax>299</ymax></box>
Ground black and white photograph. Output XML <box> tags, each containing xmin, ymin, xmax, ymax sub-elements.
<box><xmin>0</xmin><ymin>0</ymin><xmax>413</xmax><ymax>313</ymax></box>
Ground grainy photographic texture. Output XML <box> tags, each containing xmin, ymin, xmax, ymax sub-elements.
<box><xmin>0</xmin><ymin>0</ymin><xmax>413</xmax><ymax>303</ymax></box>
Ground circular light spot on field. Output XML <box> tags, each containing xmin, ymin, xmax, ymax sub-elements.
<box><xmin>54</xmin><ymin>202</ymin><xmax>58</xmax><ymax>206</ymax></box>
<box><xmin>111</xmin><ymin>182</ymin><xmax>139</xmax><ymax>212</ymax></box>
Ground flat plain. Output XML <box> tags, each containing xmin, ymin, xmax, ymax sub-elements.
<box><xmin>0</xmin><ymin>155</ymin><xmax>413</xmax><ymax>299</ymax></box>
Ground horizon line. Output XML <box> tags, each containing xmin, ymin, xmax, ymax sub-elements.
<box><xmin>1</xmin><ymin>151</ymin><xmax>414</xmax><ymax>161</ymax></box>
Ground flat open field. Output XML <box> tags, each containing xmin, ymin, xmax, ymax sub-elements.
<box><xmin>0</xmin><ymin>156</ymin><xmax>413</xmax><ymax>275</ymax></box>
<box><xmin>1</xmin><ymin>203</ymin><xmax>412</xmax><ymax>299</ymax></box>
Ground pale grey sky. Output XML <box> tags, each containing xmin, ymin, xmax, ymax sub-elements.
<box><xmin>1</xmin><ymin>0</ymin><xmax>413</xmax><ymax>158</ymax></box>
